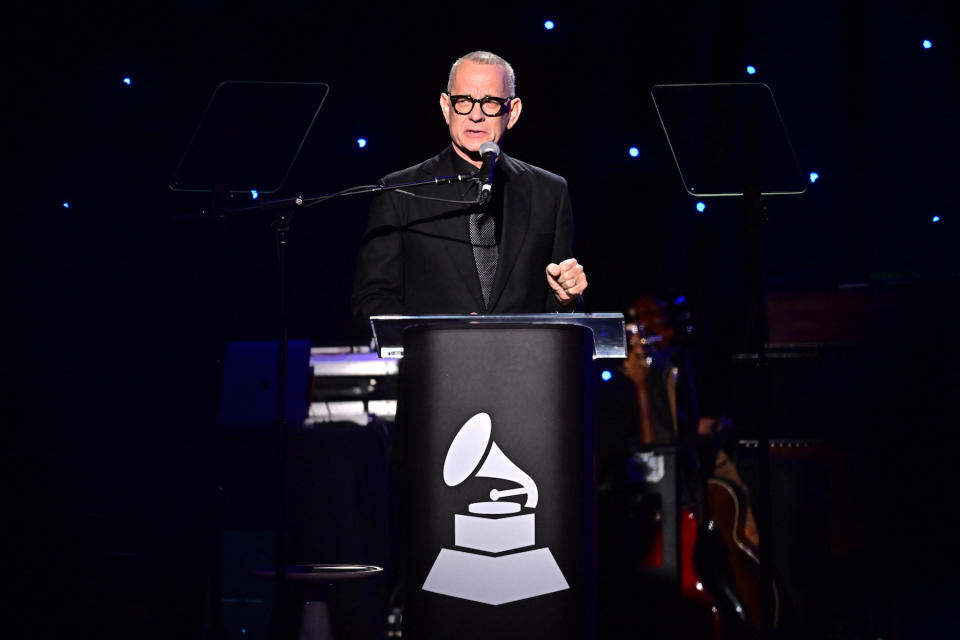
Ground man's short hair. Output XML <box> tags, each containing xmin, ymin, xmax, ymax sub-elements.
<box><xmin>447</xmin><ymin>51</ymin><xmax>517</xmax><ymax>97</ymax></box>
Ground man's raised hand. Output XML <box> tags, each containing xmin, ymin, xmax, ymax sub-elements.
<box><xmin>546</xmin><ymin>258</ymin><xmax>588</xmax><ymax>306</ymax></box>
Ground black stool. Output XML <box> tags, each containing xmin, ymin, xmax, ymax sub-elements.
<box><xmin>255</xmin><ymin>564</ymin><xmax>383</xmax><ymax>639</ymax></box>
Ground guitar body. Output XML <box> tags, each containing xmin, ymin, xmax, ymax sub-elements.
<box><xmin>702</xmin><ymin>476</ymin><xmax>780</xmax><ymax>631</ymax></box>
<box><xmin>679</xmin><ymin>508</ymin><xmax>726</xmax><ymax>639</ymax></box>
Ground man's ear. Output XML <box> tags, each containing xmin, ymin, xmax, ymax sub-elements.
<box><xmin>440</xmin><ymin>93</ymin><xmax>452</xmax><ymax>125</ymax></box>
<box><xmin>506</xmin><ymin>97</ymin><xmax>522</xmax><ymax>130</ymax></box>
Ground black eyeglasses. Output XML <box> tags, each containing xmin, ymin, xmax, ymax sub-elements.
<box><xmin>446</xmin><ymin>93</ymin><xmax>513</xmax><ymax>117</ymax></box>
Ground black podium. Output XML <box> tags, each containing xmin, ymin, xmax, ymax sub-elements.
<box><xmin>371</xmin><ymin>315</ymin><xmax>625</xmax><ymax>640</ymax></box>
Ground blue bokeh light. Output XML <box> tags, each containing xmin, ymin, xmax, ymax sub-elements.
<box><xmin>250</xmin><ymin>190</ymin><xmax>259</xmax><ymax>200</ymax></box>
<box><xmin>923</xmin><ymin>39</ymin><xmax>933</xmax><ymax>49</ymax></box>
<box><xmin>696</xmin><ymin>201</ymin><xmax>706</xmax><ymax>213</ymax></box>
<box><xmin>62</xmin><ymin>201</ymin><xmax>70</xmax><ymax>209</ymax></box>
<box><xmin>674</xmin><ymin>295</ymin><xmax>686</xmax><ymax>305</ymax></box>
<box><xmin>809</xmin><ymin>172</ymin><xmax>820</xmax><ymax>183</ymax></box>
<box><xmin>544</xmin><ymin>20</ymin><xmax>555</xmax><ymax>30</ymax></box>
<box><xmin>357</xmin><ymin>138</ymin><xmax>367</xmax><ymax>148</ymax></box>
<box><xmin>123</xmin><ymin>77</ymin><xmax>131</xmax><ymax>85</ymax></box>
<box><xmin>601</xmin><ymin>370</ymin><xmax>613</xmax><ymax>382</ymax></box>
<box><xmin>932</xmin><ymin>215</ymin><xmax>941</xmax><ymax>223</ymax></box>
<box><xmin>746</xmin><ymin>65</ymin><xmax>757</xmax><ymax>75</ymax></box>
<box><xmin>628</xmin><ymin>146</ymin><xmax>639</xmax><ymax>158</ymax></box>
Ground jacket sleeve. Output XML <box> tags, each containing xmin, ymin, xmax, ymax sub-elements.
<box><xmin>351</xmin><ymin>188</ymin><xmax>405</xmax><ymax>324</ymax></box>
<box><xmin>545</xmin><ymin>177</ymin><xmax>585</xmax><ymax>312</ymax></box>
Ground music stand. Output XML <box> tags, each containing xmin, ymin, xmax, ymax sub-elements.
<box><xmin>651</xmin><ymin>82</ymin><xmax>805</xmax><ymax>197</ymax></box>
<box><xmin>171</xmin><ymin>81</ymin><xmax>330</xmax><ymax>640</ymax></box>
<box><xmin>651</xmin><ymin>82</ymin><xmax>805</xmax><ymax>636</ymax></box>
<box><xmin>170</xmin><ymin>81</ymin><xmax>329</xmax><ymax>195</ymax></box>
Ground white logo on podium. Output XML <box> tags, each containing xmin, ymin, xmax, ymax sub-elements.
<box><xmin>422</xmin><ymin>412</ymin><xmax>570</xmax><ymax>605</ymax></box>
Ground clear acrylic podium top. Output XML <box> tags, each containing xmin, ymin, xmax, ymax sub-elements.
<box><xmin>369</xmin><ymin>313</ymin><xmax>627</xmax><ymax>359</ymax></box>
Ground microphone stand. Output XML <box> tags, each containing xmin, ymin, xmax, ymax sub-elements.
<box><xmin>206</xmin><ymin>172</ymin><xmax>478</xmax><ymax>640</ymax></box>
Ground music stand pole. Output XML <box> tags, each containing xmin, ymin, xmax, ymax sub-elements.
<box><xmin>742</xmin><ymin>186</ymin><xmax>776</xmax><ymax>637</ymax></box>
<box><xmin>651</xmin><ymin>82</ymin><xmax>808</xmax><ymax>637</ymax></box>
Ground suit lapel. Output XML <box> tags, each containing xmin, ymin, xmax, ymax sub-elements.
<box><xmin>415</xmin><ymin>147</ymin><xmax>486</xmax><ymax>311</ymax></box>
<box><xmin>487</xmin><ymin>153</ymin><xmax>530</xmax><ymax>312</ymax></box>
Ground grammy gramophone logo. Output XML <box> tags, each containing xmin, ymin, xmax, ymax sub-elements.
<box><xmin>422</xmin><ymin>412</ymin><xmax>569</xmax><ymax>605</ymax></box>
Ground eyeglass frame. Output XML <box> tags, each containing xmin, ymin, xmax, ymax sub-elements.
<box><xmin>444</xmin><ymin>92</ymin><xmax>515</xmax><ymax>117</ymax></box>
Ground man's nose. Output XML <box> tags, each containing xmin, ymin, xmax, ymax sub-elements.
<box><xmin>468</xmin><ymin>104</ymin><xmax>485</xmax><ymax>121</ymax></box>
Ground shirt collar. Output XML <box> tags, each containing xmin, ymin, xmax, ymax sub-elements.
<box><xmin>451</xmin><ymin>148</ymin><xmax>480</xmax><ymax>176</ymax></box>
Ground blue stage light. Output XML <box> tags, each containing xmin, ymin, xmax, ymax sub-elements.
<box><xmin>250</xmin><ymin>190</ymin><xmax>259</xmax><ymax>200</ymax></box>
<box><xmin>932</xmin><ymin>215</ymin><xmax>941</xmax><ymax>223</ymax></box>
<box><xmin>923</xmin><ymin>39</ymin><xmax>933</xmax><ymax>49</ymax></box>
<box><xmin>123</xmin><ymin>77</ymin><xmax>131</xmax><ymax>85</ymax></box>
<box><xmin>628</xmin><ymin>147</ymin><xmax>639</xmax><ymax>158</ymax></box>
<box><xmin>601</xmin><ymin>370</ymin><xmax>613</xmax><ymax>382</ymax></box>
<box><xmin>746</xmin><ymin>65</ymin><xmax>757</xmax><ymax>75</ymax></box>
<box><xmin>62</xmin><ymin>201</ymin><xmax>70</xmax><ymax>208</ymax></box>
<box><xmin>809</xmin><ymin>172</ymin><xmax>819</xmax><ymax>183</ymax></box>
<box><xmin>357</xmin><ymin>138</ymin><xmax>367</xmax><ymax>148</ymax></box>
<box><xmin>674</xmin><ymin>295</ymin><xmax>686</xmax><ymax>304</ymax></box>
<box><xmin>544</xmin><ymin>20</ymin><xmax>555</xmax><ymax>30</ymax></box>
<box><xmin>696</xmin><ymin>201</ymin><xmax>706</xmax><ymax>213</ymax></box>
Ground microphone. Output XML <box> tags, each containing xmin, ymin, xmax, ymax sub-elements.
<box><xmin>477</xmin><ymin>141</ymin><xmax>500</xmax><ymax>205</ymax></box>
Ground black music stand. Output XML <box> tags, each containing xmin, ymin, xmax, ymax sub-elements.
<box><xmin>651</xmin><ymin>82</ymin><xmax>805</xmax><ymax>198</ymax></box>
<box><xmin>170</xmin><ymin>81</ymin><xmax>329</xmax><ymax>196</ymax></box>
<box><xmin>651</xmin><ymin>82</ymin><xmax>806</xmax><ymax>636</ymax></box>
<box><xmin>171</xmin><ymin>81</ymin><xmax>330</xmax><ymax>640</ymax></box>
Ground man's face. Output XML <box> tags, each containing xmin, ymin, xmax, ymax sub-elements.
<box><xmin>440</xmin><ymin>60</ymin><xmax>522</xmax><ymax>167</ymax></box>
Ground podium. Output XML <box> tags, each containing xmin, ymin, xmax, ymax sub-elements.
<box><xmin>370</xmin><ymin>314</ymin><xmax>625</xmax><ymax>640</ymax></box>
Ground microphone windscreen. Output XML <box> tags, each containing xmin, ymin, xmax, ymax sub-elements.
<box><xmin>479</xmin><ymin>141</ymin><xmax>500</xmax><ymax>158</ymax></box>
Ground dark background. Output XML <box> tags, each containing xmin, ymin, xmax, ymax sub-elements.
<box><xmin>6</xmin><ymin>1</ymin><xmax>959</xmax><ymax>638</ymax></box>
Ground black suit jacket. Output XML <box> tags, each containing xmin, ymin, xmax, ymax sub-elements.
<box><xmin>351</xmin><ymin>146</ymin><xmax>578</xmax><ymax>321</ymax></box>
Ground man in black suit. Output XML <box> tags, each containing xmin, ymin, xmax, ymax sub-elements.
<box><xmin>352</xmin><ymin>51</ymin><xmax>588</xmax><ymax>321</ymax></box>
